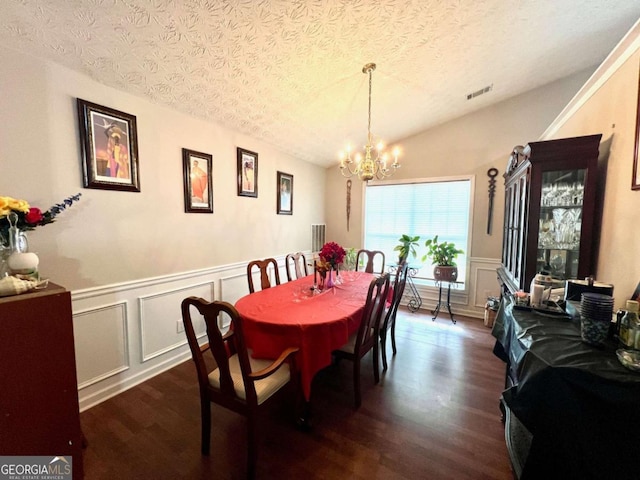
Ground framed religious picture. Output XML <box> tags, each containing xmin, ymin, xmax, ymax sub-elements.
<box><xmin>237</xmin><ymin>147</ymin><xmax>258</xmax><ymax>197</ymax></box>
<box><xmin>182</xmin><ymin>148</ymin><xmax>213</xmax><ymax>213</ymax></box>
<box><xmin>77</xmin><ymin>98</ymin><xmax>140</xmax><ymax>192</ymax></box>
<box><xmin>277</xmin><ymin>171</ymin><xmax>293</xmax><ymax>215</ymax></box>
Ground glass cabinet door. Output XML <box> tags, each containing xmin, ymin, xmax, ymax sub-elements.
<box><xmin>536</xmin><ymin>169</ymin><xmax>586</xmax><ymax>280</ymax></box>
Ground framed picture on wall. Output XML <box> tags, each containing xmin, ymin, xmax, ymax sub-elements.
<box><xmin>277</xmin><ymin>171</ymin><xmax>293</xmax><ymax>215</ymax></box>
<box><xmin>77</xmin><ymin>98</ymin><xmax>140</xmax><ymax>192</ymax></box>
<box><xmin>182</xmin><ymin>148</ymin><xmax>213</xmax><ymax>213</ymax></box>
<box><xmin>633</xmin><ymin>60</ymin><xmax>640</xmax><ymax>190</ymax></box>
<box><xmin>237</xmin><ymin>147</ymin><xmax>258</xmax><ymax>197</ymax></box>
<box><xmin>631</xmin><ymin>281</ymin><xmax>640</xmax><ymax>302</ymax></box>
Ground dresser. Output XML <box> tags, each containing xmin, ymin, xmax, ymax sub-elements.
<box><xmin>0</xmin><ymin>283</ymin><xmax>84</xmax><ymax>479</ymax></box>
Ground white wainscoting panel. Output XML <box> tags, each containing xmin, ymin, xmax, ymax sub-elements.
<box><xmin>139</xmin><ymin>280</ymin><xmax>214</xmax><ymax>362</ymax></box>
<box><xmin>474</xmin><ymin>266</ymin><xmax>502</xmax><ymax>307</ymax></box>
<box><xmin>71</xmin><ymin>259</ymin><xmax>297</xmax><ymax>411</ymax></box>
<box><xmin>469</xmin><ymin>257</ymin><xmax>501</xmax><ymax>316</ymax></box>
<box><xmin>73</xmin><ymin>301</ymin><xmax>129</xmax><ymax>389</ymax></box>
<box><xmin>220</xmin><ymin>271</ymin><xmax>251</xmax><ymax>305</ymax></box>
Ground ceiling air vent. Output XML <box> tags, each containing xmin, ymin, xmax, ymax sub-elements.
<box><xmin>466</xmin><ymin>84</ymin><xmax>493</xmax><ymax>100</ymax></box>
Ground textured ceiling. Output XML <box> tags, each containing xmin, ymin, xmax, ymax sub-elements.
<box><xmin>2</xmin><ymin>1</ymin><xmax>639</xmax><ymax>167</ymax></box>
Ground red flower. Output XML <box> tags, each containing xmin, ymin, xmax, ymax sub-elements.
<box><xmin>24</xmin><ymin>207</ymin><xmax>44</xmax><ymax>225</ymax></box>
<box><xmin>320</xmin><ymin>242</ymin><xmax>346</xmax><ymax>267</ymax></box>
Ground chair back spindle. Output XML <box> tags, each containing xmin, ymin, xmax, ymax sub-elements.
<box><xmin>247</xmin><ymin>258</ymin><xmax>281</xmax><ymax>293</ymax></box>
<box><xmin>381</xmin><ymin>263</ymin><xmax>409</xmax><ymax>370</ymax></box>
<box><xmin>285</xmin><ymin>252</ymin><xmax>308</xmax><ymax>281</ymax></box>
<box><xmin>181</xmin><ymin>296</ymin><xmax>298</xmax><ymax>478</ymax></box>
<box><xmin>356</xmin><ymin>249</ymin><xmax>386</xmax><ymax>275</ymax></box>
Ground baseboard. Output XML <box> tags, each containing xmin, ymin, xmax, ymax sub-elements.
<box><xmin>78</xmin><ymin>350</ymin><xmax>192</xmax><ymax>412</ymax></box>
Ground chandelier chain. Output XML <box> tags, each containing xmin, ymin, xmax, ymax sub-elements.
<box><xmin>339</xmin><ymin>62</ymin><xmax>401</xmax><ymax>182</ymax></box>
<box><xmin>367</xmin><ymin>67</ymin><xmax>372</xmax><ymax>145</ymax></box>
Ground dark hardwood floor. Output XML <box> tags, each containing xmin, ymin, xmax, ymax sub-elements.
<box><xmin>80</xmin><ymin>308</ymin><xmax>512</xmax><ymax>479</ymax></box>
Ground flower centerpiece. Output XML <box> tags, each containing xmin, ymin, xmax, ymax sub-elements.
<box><xmin>320</xmin><ymin>241</ymin><xmax>346</xmax><ymax>269</ymax></box>
<box><xmin>319</xmin><ymin>241</ymin><xmax>346</xmax><ymax>288</ymax></box>
<box><xmin>0</xmin><ymin>193</ymin><xmax>82</xmax><ymax>245</ymax></box>
<box><xmin>0</xmin><ymin>193</ymin><xmax>82</xmax><ymax>277</ymax></box>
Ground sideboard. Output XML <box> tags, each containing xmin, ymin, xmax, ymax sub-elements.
<box><xmin>491</xmin><ymin>295</ymin><xmax>640</xmax><ymax>479</ymax></box>
<box><xmin>0</xmin><ymin>282</ymin><xmax>84</xmax><ymax>479</ymax></box>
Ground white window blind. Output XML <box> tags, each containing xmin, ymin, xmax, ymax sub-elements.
<box><xmin>364</xmin><ymin>179</ymin><xmax>471</xmax><ymax>286</ymax></box>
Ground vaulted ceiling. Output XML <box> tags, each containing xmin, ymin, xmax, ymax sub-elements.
<box><xmin>2</xmin><ymin>1</ymin><xmax>639</xmax><ymax>166</ymax></box>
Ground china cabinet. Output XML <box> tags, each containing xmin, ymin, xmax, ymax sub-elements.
<box><xmin>497</xmin><ymin>134</ymin><xmax>602</xmax><ymax>294</ymax></box>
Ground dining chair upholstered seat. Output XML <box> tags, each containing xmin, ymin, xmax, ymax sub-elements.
<box><xmin>181</xmin><ymin>297</ymin><xmax>298</xmax><ymax>479</ymax></box>
<box><xmin>247</xmin><ymin>257</ymin><xmax>281</xmax><ymax>293</ymax></box>
<box><xmin>333</xmin><ymin>273</ymin><xmax>390</xmax><ymax>408</ymax></box>
<box><xmin>380</xmin><ymin>262</ymin><xmax>409</xmax><ymax>370</ymax></box>
<box><xmin>285</xmin><ymin>252</ymin><xmax>308</xmax><ymax>282</ymax></box>
<box><xmin>208</xmin><ymin>350</ymin><xmax>292</xmax><ymax>404</ymax></box>
<box><xmin>336</xmin><ymin>328</ymin><xmax>375</xmax><ymax>354</ymax></box>
<box><xmin>355</xmin><ymin>249</ymin><xmax>386</xmax><ymax>275</ymax></box>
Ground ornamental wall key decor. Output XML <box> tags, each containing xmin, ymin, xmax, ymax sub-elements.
<box><xmin>487</xmin><ymin>167</ymin><xmax>498</xmax><ymax>235</ymax></box>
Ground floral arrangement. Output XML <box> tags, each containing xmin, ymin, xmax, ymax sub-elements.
<box><xmin>315</xmin><ymin>258</ymin><xmax>331</xmax><ymax>273</ymax></box>
<box><xmin>319</xmin><ymin>241</ymin><xmax>346</xmax><ymax>269</ymax></box>
<box><xmin>0</xmin><ymin>193</ymin><xmax>82</xmax><ymax>242</ymax></box>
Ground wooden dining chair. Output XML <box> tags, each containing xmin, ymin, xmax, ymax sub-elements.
<box><xmin>380</xmin><ymin>262</ymin><xmax>409</xmax><ymax>370</ymax></box>
<box><xmin>333</xmin><ymin>273</ymin><xmax>391</xmax><ymax>408</ymax></box>
<box><xmin>181</xmin><ymin>297</ymin><xmax>298</xmax><ymax>479</ymax></box>
<box><xmin>285</xmin><ymin>252</ymin><xmax>308</xmax><ymax>281</ymax></box>
<box><xmin>247</xmin><ymin>258</ymin><xmax>280</xmax><ymax>293</ymax></box>
<box><xmin>355</xmin><ymin>249</ymin><xmax>386</xmax><ymax>274</ymax></box>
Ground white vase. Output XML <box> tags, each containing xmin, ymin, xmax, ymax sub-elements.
<box><xmin>1</xmin><ymin>227</ymin><xmax>29</xmax><ymax>277</ymax></box>
<box><xmin>8</xmin><ymin>251</ymin><xmax>39</xmax><ymax>280</ymax></box>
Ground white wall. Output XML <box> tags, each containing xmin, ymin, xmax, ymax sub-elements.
<box><xmin>324</xmin><ymin>68</ymin><xmax>594</xmax><ymax>317</ymax></box>
<box><xmin>0</xmin><ymin>46</ymin><xmax>324</xmax><ymax>409</ymax></box>
<box><xmin>543</xmin><ymin>23</ymin><xmax>640</xmax><ymax>310</ymax></box>
<box><xmin>0</xmin><ymin>46</ymin><xmax>325</xmax><ymax>291</ymax></box>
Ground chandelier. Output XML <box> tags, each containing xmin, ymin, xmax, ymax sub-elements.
<box><xmin>339</xmin><ymin>62</ymin><xmax>401</xmax><ymax>182</ymax></box>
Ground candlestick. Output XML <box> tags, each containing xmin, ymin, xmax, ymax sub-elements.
<box><xmin>313</xmin><ymin>260</ymin><xmax>317</xmax><ymax>287</ymax></box>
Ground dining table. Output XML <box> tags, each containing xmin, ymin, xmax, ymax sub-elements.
<box><xmin>234</xmin><ymin>271</ymin><xmax>375</xmax><ymax>402</ymax></box>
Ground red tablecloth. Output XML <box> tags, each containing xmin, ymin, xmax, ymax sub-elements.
<box><xmin>235</xmin><ymin>271</ymin><xmax>374</xmax><ymax>400</ymax></box>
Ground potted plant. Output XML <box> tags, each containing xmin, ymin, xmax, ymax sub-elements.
<box><xmin>393</xmin><ymin>234</ymin><xmax>420</xmax><ymax>264</ymax></box>
<box><xmin>341</xmin><ymin>247</ymin><xmax>358</xmax><ymax>271</ymax></box>
<box><xmin>422</xmin><ymin>235</ymin><xmax>464</xmax><ymax>282</ymax></box>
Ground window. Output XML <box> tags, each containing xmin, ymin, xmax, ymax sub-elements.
<box><xmin>363</xmin><ymin>177</ymin><xmax>473</xmax><ymax>287</ymax></box>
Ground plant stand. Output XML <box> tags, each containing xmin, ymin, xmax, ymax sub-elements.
<box><xmin>389</xmin><ymin>263</ymin><xmax>422</xmax><ymax>312</ymax></box>
<box><xmin>431</xmin><ymin>279</ymin><xmax>457</xmax><ymax>324</ymax></box>
<box><xmin>406</xmin><ymin>265</ymin><xmax>423</xmax><ymax>312</ymax></box>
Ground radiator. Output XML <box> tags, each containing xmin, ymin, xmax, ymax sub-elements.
<box><xmin>311</xmin><ymin>224</ymin><xmax>326</xmax><ymax>252</ymax></box>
